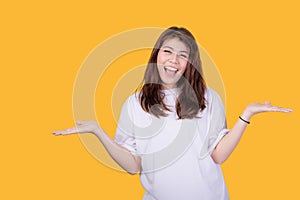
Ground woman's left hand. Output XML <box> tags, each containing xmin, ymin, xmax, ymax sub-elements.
<box><xmin>241</xmin><ymin>101</ymin><xmax>293</xmax><ymax>121</ymax></box>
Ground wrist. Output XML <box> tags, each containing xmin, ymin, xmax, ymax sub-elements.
<box><xmin>241</xmin><ymin>107</ymin><xmax>253</xmax><ymax>122</ymax></box>
<box><xmin>92</xmin><ymin>126</ymin><xmax>103</xmax><ymax>136</ymax></box>
<box><xmin>239</xmin><ymin>116</ymin><xmax>250</xmax><ymax>124</ymax></box>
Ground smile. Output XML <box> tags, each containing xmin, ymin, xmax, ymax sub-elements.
<box><xmin>164</xmin><ymin>66</ymin><xmax>178</xmax><ymax>73</ymax></box>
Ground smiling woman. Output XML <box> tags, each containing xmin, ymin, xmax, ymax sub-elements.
<box><xmin>140</xmin><ymin>27</ymin><xmax>206</xmax><ymax>119</ymax></box>
<box><xmin>53</xmin><ymin>26</ymin><xmax>293</xmax><ymax>200</ymax></box>
<box><xmin>157</xmin><ymin>38</ymin><xmax>190</xmax><ymax>89</ymax></box>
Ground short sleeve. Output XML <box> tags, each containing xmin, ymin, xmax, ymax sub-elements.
<box><xmin>199</xmin><ymin>88</ymin><xmax>230</xmax><ymax>159</ymax></box>
<box><xmin>114</xmin><ymin>96</ymin><xmax>138</xmax><ymax>155</ymax></box>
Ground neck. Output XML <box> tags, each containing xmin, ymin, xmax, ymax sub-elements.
<box><xmin>161</xmin><ymin>84</ymin><xmax>177</xmax><ymax>90</ymax></box>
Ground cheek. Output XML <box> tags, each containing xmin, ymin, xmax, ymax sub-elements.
<box><xmin>156</xmin><ymin>57</ymin><xmax>162</xmax><ymax>65</ymax></box>
<box><xmin>180</xmin><ymin>60</ymin><xmax>188</xmax><ymax>72</ymax></box>
<box><xmin>157</xmin><ymin>52</ymin><xmax>167</xmax><ymax>64</ymax></box>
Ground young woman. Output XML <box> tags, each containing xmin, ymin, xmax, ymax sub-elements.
<box><xmin>53</xmin><ymin>27</ymin><xmax>292</xmax><ymax>200</ymax></box>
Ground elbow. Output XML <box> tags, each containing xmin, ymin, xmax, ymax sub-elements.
<box><xmin>125</xmin><ymin>162</ymin><xmax>141</xmax><ymax>175</ymax></box>
<box><xmin>127</xmin><ymin>167</ymin><xmax>140</xmax><ymax>175</ymax></box>
<box><xmin>211</xmin><ymin>150</ymin><xmax>228</xmax><ymax>165</ymax></box>
<box><xmin>127</xmin><ymin>156</ymin><xmax>141</xmax><ymax>175</ymax></box>
<box><xmin>119</xmin><ymin>155</ymin><xmax>141</xmax><ymax>175</ymax></box>
<box><xmin>128</xmin><ymin>171</ymin><xmax>139</xmax><ymax>175</ymax></box>
<box><xmin>212</xmin><ymin>156</ymin><xmax>227</xmax><ymax>165</ymax></box>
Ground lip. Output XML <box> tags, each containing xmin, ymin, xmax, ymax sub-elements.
<box><xmin>164</xmin><ymin>66</ymin><xmax>178</xmax><ymax>73</ymax></box>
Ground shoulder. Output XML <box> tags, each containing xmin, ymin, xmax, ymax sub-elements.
<box><xmin>122</xmin><ymin>91</ymin><xmax>142</xmax><ymax>110</ymax></box>
<box><xmin>205</xmin><ymin>87</ymin><xmax>225</xmax><ymax>108</ymax></box>
<box><xmin>205</xmin><ymin>87</ymin><xmax>220</xmax><ymax>101</ymax></box>
<box><xmin>127</xmin><ymin>91</ymin><xmax>140</xmax><ymax>103</ymax></box>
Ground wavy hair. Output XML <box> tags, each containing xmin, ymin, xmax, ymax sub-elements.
<box><xmin>139</xmin><ymin>26</ymin><xmax>206</xmax><ymax>119</ymax></box>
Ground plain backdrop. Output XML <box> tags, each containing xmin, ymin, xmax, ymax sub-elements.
<box><xmin>1</xmin><ymin>1</ymin><xmax>299</xmax><ymax>199</ymax></box>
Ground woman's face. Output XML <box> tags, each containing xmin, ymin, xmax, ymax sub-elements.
<box><xmin>157</xmin><ymin>37</ymin><xmax>190</xmax><ymax>89</ymax></box>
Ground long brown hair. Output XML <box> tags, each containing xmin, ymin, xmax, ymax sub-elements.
<box><xmin>139</xmin><ymin>26</ymin><xmax>206</xmax><ymax>119</ymax></box>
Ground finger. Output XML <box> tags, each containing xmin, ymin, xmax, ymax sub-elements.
<box><xmin>52</xmin><ymin>130</ymin><xmax>66</xmax><ymax>135</ymax></box>
<box><xmin>52</xmin><ymin>130</ymin><xmax>70</xmax><ymax>135</ymax></box>
<box><xmin>76</xmin><ymin>120</ymin><xmax>84</xmax><ymax>125</ymax></box>
<box><xmin>263</xmin><ymin>101</ymin><xmax>271</xmax><ymax>105</ymax></box>
<box><xmin>52</xmin><ymin>127</ymin><xmax>79</xmax><ymax>135</ymax></box>
<box><xmin>269</xmin><ymin>106</ymin><xmax>293</xmax><ymax>113</ymax></box>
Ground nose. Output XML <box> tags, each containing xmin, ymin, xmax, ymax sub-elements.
<box><xmin>169</xmin><ymin>52</ymin><xmax>179</xmax><ymax>64</ymax></box>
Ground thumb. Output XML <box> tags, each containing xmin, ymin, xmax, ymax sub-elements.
<box><xmin>76</xmin><ymin>120</ymin><xmax>84</xmax><ymax>125</ymax></box>
<box><xmin>263</xmin><ymin>101</ymin><xmax>271</xmax><ymax>105</ymax></box>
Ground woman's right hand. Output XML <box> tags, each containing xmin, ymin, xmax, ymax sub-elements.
<box><xmin>52</xmin><ymin>120</ymin><xmax>101</xmax><ymax>136</ymax></box>
<box><xmin>53</xmin><ymin>120</ymin><xmax>141</xmax><ymax>174</ymax></box>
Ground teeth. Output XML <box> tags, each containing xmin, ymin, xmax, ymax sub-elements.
<box><xmin>164</xmin><ymin>66</ymin><xmax>178</xmax><ymax>72</ymax></box>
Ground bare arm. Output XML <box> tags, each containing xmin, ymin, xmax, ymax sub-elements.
<box><xmin>211</xmin><ymin>101</ymin><xmax>293</xmax><ymax>164</ymax></box>
<box><xmin>53</xmin><ymin>120</ymin><xmax>141</xmax><ymax>175</ymax></box>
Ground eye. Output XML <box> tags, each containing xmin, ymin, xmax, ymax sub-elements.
<box><xmin>163</xmin><ymin>49</ymin><xmax>172</xmax><ymax>54</ymax></box>
<box><xmin>179</xmin><ymin>54</ymin><xmax>188</xmax><ymax>59</ymax></box>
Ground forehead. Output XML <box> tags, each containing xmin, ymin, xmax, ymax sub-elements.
<box><xmin>161</xmin><ymin>37</ymin><xmax>190</xmax><ymax>53</ymax></box>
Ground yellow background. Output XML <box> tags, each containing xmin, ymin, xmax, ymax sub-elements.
<box><xmin>1</xmin><ymin>0</ymin><xmax>299</xmax><ymax>199</ymax></box>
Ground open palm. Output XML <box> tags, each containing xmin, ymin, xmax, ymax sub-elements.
<box><xmin>52</xmin><ymin>120</ymin><xmax>100</xmax><ymax>135</ymax></box>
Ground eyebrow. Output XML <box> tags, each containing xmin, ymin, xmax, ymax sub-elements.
<box><xmin>162</xmin><ymin>46</ymin><xmax>189</xmax><ymax>54</ymax></box>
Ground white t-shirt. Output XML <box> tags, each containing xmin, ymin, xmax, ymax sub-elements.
<box><xmin>114</xmin><ymin>87</ymin><xmax>230</xmax><ymax>200</ymax></box>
